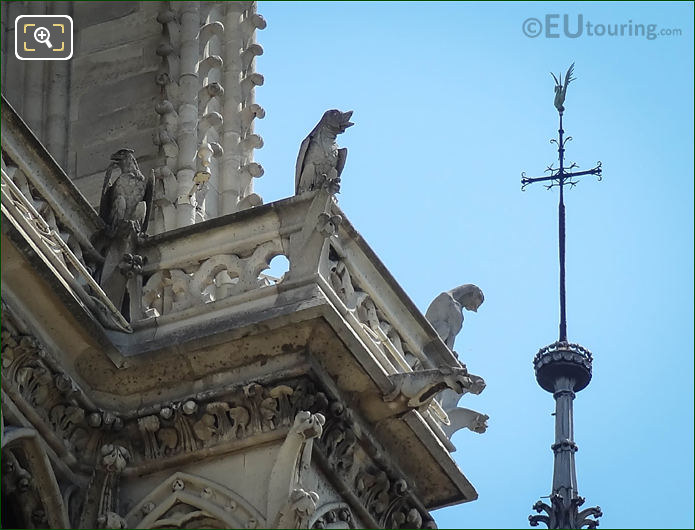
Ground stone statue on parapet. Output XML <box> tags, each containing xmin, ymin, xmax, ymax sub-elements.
<box><xmin>95</xmin><ymin>149</ymin><xmax>153</xmax><ymax>321</ymax></box>
<box><xmin>425</xmin><ymin>284</ymin><xmax>484</xmax><ymax>350</ymax></box>
<box><xmin>99</xmin><ymin>148</ymin><xmax>154</xmax><ymax>237</ymax></box>
<box><xmin>295</xmin><ymin>109</ymin><xmax>353</xmax><ymax>195</ymax></box>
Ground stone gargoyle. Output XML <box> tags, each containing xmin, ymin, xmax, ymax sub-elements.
<box><xmin>425</xmin><ymin>284</ymin><xmax>484</xmax><ymax>350</ymax></box>
<box><xmin>384</xmin><ymin>366</ymin><xmax>485</xmax><ymax>409</ymax></box>
<box><xmin>295</xmin><ymin>109</ymin><xmax>353</xmax><ymax>195</ymax></box>
<box><xmin>267</xmin><ymin>411</ymin><xmax>325</xmax><ymax>529</ymax></box>
<box><xmin>441</xmin><ymin>407</ymin><xmax>489</xmax><ymax>436</ymax></box>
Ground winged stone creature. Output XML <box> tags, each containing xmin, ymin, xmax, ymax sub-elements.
<box><xmin>99</xmin><ymin>148</ymin><xmax>154</xmax><ymax>236</ymax></box>
<box><xmin>425</xmin><ymin>284</ymin><xmax>484</xmax><ymax>350</ymax></box>
<box><xmin>295</xmin><ymin>109</ymin><xmax>354</xmax><ymax>195</ymax></box>
<box><xmin>551</xmin><ymin>62</ymin><xmax>576</xmax><ymax>113</ymax></box>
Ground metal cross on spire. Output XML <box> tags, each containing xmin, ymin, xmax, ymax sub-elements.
<box><xmin>522</xmin><ymin>64</ymin><xmax>603</xmax><ymax>530</ymax></box>
<box><xmin>521</xmin><ymin>62</ymin><xmax>602</xmax><ymax>342</ymax></box>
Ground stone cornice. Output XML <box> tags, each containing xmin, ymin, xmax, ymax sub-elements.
<box><xmin>1</xmin><ymin>312</ymin><xmax>439</xmax><ymax>527</ymax></box>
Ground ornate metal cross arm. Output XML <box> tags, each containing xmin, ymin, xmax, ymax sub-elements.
<box><xmin>521</xmin><ymin>162</ymin><xmax>602</xmax><ymax>191</ymax></box>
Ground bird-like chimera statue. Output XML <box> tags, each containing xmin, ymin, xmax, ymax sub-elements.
<box><xmin>99</xmin><ymin>148</ymin><xmax>154</xmax><ymax>237</ymax></box>
<box><xmin>295</xmin><ymin>109</ymin><xmax>353</xmax><ymax>195</ymax></box>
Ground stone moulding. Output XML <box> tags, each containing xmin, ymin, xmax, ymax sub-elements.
<box><xmin>1</xmin><ymin>311</ymin><xmax>438</xmax><ymax>528</ymax></box>
<box><xmin>123</xmin><ymin>471</ymin><xmax>267</xmax><ymax>529</ymax></box>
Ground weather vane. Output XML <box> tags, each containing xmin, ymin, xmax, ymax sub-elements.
<box><xmin>521</xmin><ymin>62</ymin><xmax>602</xmax><ymax>342</ymax></box>
<box><xmin>522</xmin><ymin>64</ymin><xmax>603</xmax><ymax>529</ymax></box>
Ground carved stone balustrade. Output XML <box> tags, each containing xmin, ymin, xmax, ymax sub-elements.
<box><xmin>2</xmin><ymin>95</ymin><xmax>485</xmax><ymax>529</ymax></box>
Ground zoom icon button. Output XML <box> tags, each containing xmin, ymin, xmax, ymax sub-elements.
<box><xmin>15</xmin><ymin>15</ymin><xmax>73</xmax><ymax>60</ymax></box>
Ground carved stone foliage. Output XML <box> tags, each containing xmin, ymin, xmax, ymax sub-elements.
<box><xmin>1</xmin><ymin>317</ymin><xmax>123</xmax><ymax>462</ymax></box>
<box><xmin>315</xmin><ymin>401</ymin><xmax>436</xmax><ymax>529</ymax></box>
<box><xmin>320</xmin><ymin>402</ymin><xmax>357</xmax><ymax>474</ymax></box>
<box><xmin>126</xmin><ymin>380</ymin><xmax>328</xmax><ymax>465</ymax></box>
<box><xmin>124</xmin><ymin>472</ymin><xmax>266</xmax><ymax>529</ymax></box>
<box><xmin>327</xmin><ymin>248</ymin><xmax>419</xmax><ymax>371</ymax></box>
<box><xmin>142</xmin><ymin>239</ymin><xmax>285</xmax><ymax>316</ymax></box>
<box><xmin>2</xmin><ymin>310</ymin><xmax>435</xmax><ymax>528</ymax></box>
<box><xmin>311</xmin><ymin>503</ymin><xmax>355</xmax><ymax>529</ymax></box>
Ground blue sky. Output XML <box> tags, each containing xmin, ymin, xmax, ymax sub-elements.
<box><xmin>255</xmin><ymin>2</ymin><xmax>694</xmax><ymax>528</ymax></box>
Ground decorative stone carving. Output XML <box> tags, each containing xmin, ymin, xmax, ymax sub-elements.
<box><xmin>1</xmin><ymin>313</ymin><xmax>128</xmax><ymax>466</ymax></box>
<box><xmin>1</xmin><ymin>160</ymin><xmax>131</xmax><ymax>332</ymax></box>
<box><xmin>152</xmin><ymin>7</ymin><xmax>181</xmax><ymax>235</ymax></box>
<box><xmin>3</xmin><ymin>310</ymin><xmax>437</xmax><ymax>528</ymax></box>
<box><xmin>441</xmin><ymin>407</ymin><xmax>489</xmax><ymax>436</ymax></box>
<box><xmin>267</xmin><ymin>411</ymin><xmax>325</xmax><ymax>528</ymax></box>
<box><xmin>327</xmin><ymin>250</ymin><xmax>419</xmax><ymax>371</ymax></box>
<box><xmin>1</xmin><ymin>450</ymin><xmax>50</xmax><ymax>528</ymax></box>
<box><xmin>425</xmin><ymin>284</ymin><xmax>484</xmax><ymax>350</ymax></box>
<box><xmin>295</xmin><ymin>110</ymin><xmax>354</xmax><ymax>195</ymax></box>
<box><xmin>78</xmin><ymin>444</ymin><xmax>130</xmax><ymax>529</ymax></box>
<box><xmin>98</xmin><ymin>149</ymin><xmax>154</xmax><ymax>238</ymax></box>
<box><xmin>320</xmin><ymin>402</ymin><xmax>356</xmax><ymax>473</ymax></box>
<box><xmin>95</xmin><ymin>149</ymin><xmax>153</xmax><ymax>320</ymax></box>
<box><xmin>124</xmin><ymin>472</ymin><xmax>266</xmax><ymax>529</ymax></box>
<box><xmin>385</xmin><ymin>367</ymin><xmax>482</xmax><ymax>409</ymax></box>
<box><xmin>310</xmin><ymin>503</ymin><xmax>355</xmax><ymax>529</ymax></box>
<box><xmin>142</xmin><ymin>239</ymin><xmax>285</xmax><ymax>316</ymax></box>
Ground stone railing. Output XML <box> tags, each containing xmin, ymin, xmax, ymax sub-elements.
<box><xmin>133</xmin><ymin>188</ymin><xmax>459</xmax><ymax>372</ymax></box>
<box><xmin>130</xmin><ymin>188</ymin><xmax>480</xmax><ymax>448</ymax></box>
<box><xmin>1</xmin><ymin>99</ymin><xmax>132</xmax><ymax>333</ymax></box>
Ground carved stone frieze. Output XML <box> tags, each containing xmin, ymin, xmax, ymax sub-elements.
<box><xmin>2</xmin><ymin>306</ymin><xmax>436</xmax><ymax>528</ymax></box>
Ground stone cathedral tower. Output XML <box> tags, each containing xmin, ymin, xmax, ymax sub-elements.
<box><xmin>1</xmin><ymin>2</ymin><xmax>488</xmax><ymax>529</ymax></box>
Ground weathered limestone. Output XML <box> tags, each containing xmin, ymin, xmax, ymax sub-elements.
<box><xmin>1</xmin><ymin>3</ymin><xmax>489</xmax><ymax>527</ymax></box>
<box><xmin>2</xmin><ymin>93</ymin><xmax>488</xmax><ymax>527</ymax></box>
<box><xmin>1</xmin><ymin>1</ymin><xmax>266</xmax><ymax>232</ymax></box>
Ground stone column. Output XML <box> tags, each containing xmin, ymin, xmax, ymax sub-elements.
<box><xmin>175</xmin><ymin>1</ymin><xmax>200</xmax><ymax>228</ymax></box>
<box><xmin>220</xmin><ymin>2</ymin><xmax>265</xmax><ymax>215</ymax></box>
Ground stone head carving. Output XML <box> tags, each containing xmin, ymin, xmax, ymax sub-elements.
<box><xmin>449</xmin><ymin>284</ymin><xmax>484</xmax><ymax>312</ymax></box>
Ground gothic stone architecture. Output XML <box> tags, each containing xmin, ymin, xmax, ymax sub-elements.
<box><xmin>1</xmin><ymin>2</ymin><xmax>488</xmax><ymax>528</ymax></box>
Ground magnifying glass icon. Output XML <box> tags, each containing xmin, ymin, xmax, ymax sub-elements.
<box><xmin>33</xmin><ymin>26</ymin><xmax>53</xmax><ymax>49</ymax></box>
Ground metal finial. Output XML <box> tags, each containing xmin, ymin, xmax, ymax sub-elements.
<box><xmin>520</xmin><ymin>64</ymin><xmax>602</xmax><ymax>341</ymax></box>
